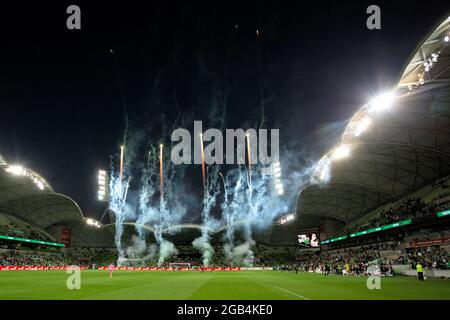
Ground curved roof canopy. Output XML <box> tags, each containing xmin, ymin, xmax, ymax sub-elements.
<box><xmin>0</xmin><ymin>155</ymin><xmax>83</xmax><ymax>228</ymax></box>
<box><xmin>0</xmin><ymin>164</ymin><xmax>53</xmax><ymax>203</ymax></box>
<box><xmin>296</xmin><ymin>14</ymin><xmax>450</xmax><ymax>228</ymax></box>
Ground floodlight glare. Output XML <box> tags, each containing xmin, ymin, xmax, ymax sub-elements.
<box><xmin>354</xmin><ymin>117</ymin><xmax>371</xmax><ymax>137</ymax></box>
<box><xmin>319</xmin><ymin>167</ymin><xmax>329</xmax><ymax>181</ymax></box>
<box><xmin>37</xmin><ymin>181</ymin><xmax>44</xmax><ymax>190</ymax></box>
<box><xmin>331</xmin><ymin>145</ymin><xmax>351</xmax><ymax>161</ymax></box>
<box><xmin>97</xmin><ymin>169</ymin><xmax>109</xmax><ymax>202</ymax></box>
<box><xmin>368</xmin><ymin>92</ymin><xmax>396</xmax><ymax>113</ymax></box>
<box><xmin>6</xmin><ymin>165</ymin><xmax>25</xmax><ymax>176</ymax></box>
<box><xmin>278</xmin><ymin>213</ymin><xmax>294</xmax><ymax>224</ymax></box>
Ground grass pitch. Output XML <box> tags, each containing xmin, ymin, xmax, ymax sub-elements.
<box><xmin>0</xmin><ymin>270</ymin><xmax>449</xmax><ymax>300</ymax></box>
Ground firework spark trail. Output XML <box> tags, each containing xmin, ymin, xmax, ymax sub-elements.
<box><xmin>135</xmin><ymin>148</ymin><xmax>162</xmax><ymax>261</ymax></box>
<box><xmin>108</xmin><ymin>131</ymin><xmax>186</xmax><ymax>266</ymax></box>
<box><xmin>256</xmin><ymin>29</ymin><xmax>265</xmax><ymax>129</ymax></box>
<box><xmin>193</xmin><ymin>162</ymin><xmax>222</xmax><ymax>266</ymax></box>
<box><xmin>194</xmin><ymin>131</ymin><xmax>215</xmax><ymax>266</ymax></box>
<box><xmin>200</xmin><ymin>134</ymin><xmax>206</xmax><ymax>190</ymax></box>
<box><xmin>134</xmin><ymin>143</ymin><xmax>181</xmax><ymax>266</ymax></box>
<box><xmin>109</xmin><ymin>163</ymin><xmax>132</xmax><ymax>264</ymax></box>
<box><xmin>221</xmin><ymin>167</ymin><xmax>247</xmax><ymax>265</ymax></box>
<box><xmin>219</xmin><ymin>171</ymin><xmax>229</xmax><ymax>246</ymax></box>
<box><xmin>160</xmin><ymin>144</ymin><xmax>164</xmax><ymax>200</ymax></box>
<box><xmin>108</xmin><ymin>114</ymin><xmax>314</xmax><ymax>268</ymax></box>
<box><xmin>119</xmin><ymin>145</ymin><xmax>125</xmax><ymax>194</ymax></box>
<box><xmin>221</xmin><ymin>160</ymin><xmax>309</xmax><ymax>266</ymax></box>
<box><xmin>136</xmin><ymin>149</ymin><xmax>156</xmax><ymax>239</ymax></box>
<box><xmin>246</xmin><ymin>134</ymin><xmax>252</xmax><ymax>192</ymax></box>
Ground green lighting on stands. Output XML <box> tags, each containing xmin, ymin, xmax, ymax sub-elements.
<box><xmin>437</xmin><ymin>210</ymin><xmax>450</xmax><ymax>218</ymax></box>
<box><xmin>320</xmin><ymin>235</ymin><xmax>347</xmax><ymax>245</ymax></box>
<box><xmin>320</xmin><ymin>219</ymin><xmax>413</xmax><ymax>245</ymax></box>
<box><xmin>350</xmin><ymin>219</ymin><xmax>412</xmax><ymax>238</ymax></box>
<box><xmin>0</xmin><ymin>235</ymin><xmax>65</xmax><ymax>247</ymax></box>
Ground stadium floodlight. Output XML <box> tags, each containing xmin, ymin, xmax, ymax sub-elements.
<box><xmin>36</xmin><ymin>181</ymin><xmax>44</xmax><ymax>190</ymax></box>
<box><xmin>278</xmin><ymin>213</ymin><xmax>295</xmax><ymax>225</ymax></box>
<box><xmin>354</xmin><ymin>116</ymin><xmax>371</xmax><ymax>137</ymax></box>
<box><xmin>367</xmin><ymin>92</ymin><xmax>396</xmax><ymax>113</ymax></box>
<box><xmin>331</xmin><ymin>145</ymin><xmax>351</xmax><ymax>161</ymax></box>
<box><xmin>271</xmin><ymin>161</ymin><xmax>284</xmax><ymax>196</ymax></box>
<box><xmin>97</xmin><ymin>169</ymin><xmax>109</xmax><ymax>202</ymax></box>
<box><xmin>5</xmin><ymin>165</ymin><xmax>25</xmax><ymax>176</ymax></box>
<box><xmin>86</xmin><ymin>218</ymin><xmax>101</xmax><ymax>228</ymax></box>
<box><xmin>319</xmin><ymin>166</ymin><xmax>329</xmax><ymax>181</ymax></box>
<box><xmin>311</xmin><ymin>155</ymin><xmax>332</xmax><ymax>184</ymax></box>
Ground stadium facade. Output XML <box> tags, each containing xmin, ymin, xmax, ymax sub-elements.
<box><xmin>295</xmin><ymin>14</ymin><xmax>450</xmax><ymax>239</ymax></box>
<box><xmin>0</xmin><ymin>157</ymin><xmax>116</xmax><ymax>248</ymax></box>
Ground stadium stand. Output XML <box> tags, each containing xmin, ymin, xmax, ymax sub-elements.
<box><xmin>288</xmin><ymin>14</ymin><xmax>450</xmax><ymax>278</ymax></box>
<box><xmin>1</xmin><ymin>14</ymin><xmax>450</xmax><ymax>274</ymax></box>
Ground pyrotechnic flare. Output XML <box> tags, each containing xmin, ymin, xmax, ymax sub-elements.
<box><xmin>256</xmin><ymin>27</ymin><xmax>265</xmax><ymax>129</ymax></box>
<box><xmin>159</xmin><ymin>144</ymin><xmax>164</xmax><ymax>199</ymax></box>
<box><xmin>200</xmin><ymin>133</ymin><xmax>206</xmax><ymax>191</ymax></box>
<box><xmin>246</xmin><ymin>134</ymin><xmax>252</xmax><ymax>190</ymax></box>
<box><xmin>119</xmin><ymin>145</ymin><xmax>125</xmax><ymax>194</ymax></box>
<box><xmin>219</xmin><ymin>172</ymin><xmax>225</xmax><ymax>188</ymax></box>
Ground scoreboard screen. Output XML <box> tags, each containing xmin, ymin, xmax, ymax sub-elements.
<box><xmin>297</xmin><ymin>229</ymin><xmax>320</xmax><ymax>249</ymax></box>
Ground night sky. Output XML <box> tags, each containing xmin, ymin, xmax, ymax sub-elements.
<box><xmin>0</xmin><ymin>1</ymin><xmax>449</xmax><ymax>220</ymax></box>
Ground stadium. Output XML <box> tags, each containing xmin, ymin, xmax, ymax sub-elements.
<box><xmin>1</xmin><ymin>9</ymin><xmax>450</xmax><ymax>301</ymax></box>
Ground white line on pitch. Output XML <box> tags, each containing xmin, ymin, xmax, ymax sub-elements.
<box><xmin>275</xmin><ymin>286</ymin><xmax>311</xmax><ymax>300</ymax></box>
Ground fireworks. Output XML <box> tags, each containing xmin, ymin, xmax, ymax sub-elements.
<box><xmin>246</xmin><ymin>134</ymin><xmax>252</xmax><ymax>189</ymax></box>
<box><xmin>108</xmin><ymin>125</ymin><xmax>296</xmax><ymax>267</ymax></box>
<box><xmin>159</xmin><ymin>144</ymin><xmax>164</xmax><ymax>199</ymax></box>
<box><xmin>119</xmin><ymin>145</ymin><xmax>125</xmax><ymax>194</ymax></box>
<box><xmin>200</xmin><ymin>133</ymin><xmax>206</xmax><ymax>191</ymax></box>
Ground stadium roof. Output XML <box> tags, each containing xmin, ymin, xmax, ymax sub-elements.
<box><xmin>296</xmin><ymin>14</ymin><xmax>450</xmax><ymax>228</ymax></box>
<box><xmin>0</xmin><ymin>155</ymin><xmax>84</xmax><ymax>228</ymax></box>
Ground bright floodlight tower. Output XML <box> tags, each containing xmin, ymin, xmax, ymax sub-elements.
<box><xmin>0</xmin><ymin>154</ymin><xmax>84</xmax><ymax>235</ymax></box>
<box><xmin>271</xmin><ymin>160</ymin><xmax>284</xmax><ymax>196</ymax></box>
<box><xmin>295</xmin><ymin>14</ymin><xmax>450</xmax><ymax>233</ymax></box>
<box><xmin>97</xmin><ymin>169</ymin><xmax>113</xmax><ymax>223</ymax></box>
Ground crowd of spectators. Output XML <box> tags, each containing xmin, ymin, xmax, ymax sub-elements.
<box><xmin>404</xmin><ymin>247</ymin><xmax>449</xmax><ymax>270</ymax></box>
<box><xmin>340</xmin><ymin>178</ymin><xmax>450</xmax><ymax>236</ymax></box>
<box><xmin>0</xmin><ymin>224</ymin><xmax>49</xmax><ymax>242</ymax></box>
<box><xmin>350</xmin><ymin>197</ymin><xmax>426</xmax><ymax>234</ymax></box>
<box><xmin>291</xmin><ymin>243</ymin><xmax>398</xmax><ymax>275</ymax></box>
<box><xmin>0</xmin><ymin>250</ymin><xmax>66</xmax><ymax>266</ymax></box>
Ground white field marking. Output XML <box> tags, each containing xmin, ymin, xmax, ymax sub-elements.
<box><xmin>275</xmin><ymin>286</ymin><xmax>310</xmax><ymax>300</ymax></box>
